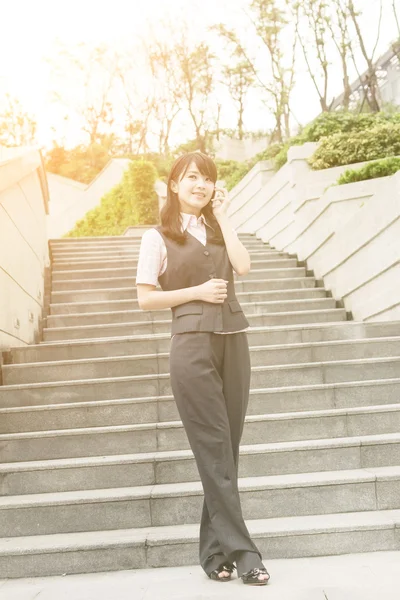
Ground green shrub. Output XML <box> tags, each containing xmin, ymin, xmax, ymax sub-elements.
<box><xmin>337</xmin><ymin>156</ymin><xmax>400</xmax><ymax>185</ymax></box>
<box><xmin>215</xmin><ymin>159</ymin><xmax>251</xmax><ymax>191</ymax></box>
<box><xmin>301</xmin><ymin>111</ymin><xmax>400</xmax><ymax>141</ymax></box>
<box><xmin>215</xmin><ymin>143</ymin><xmax>289</xmax><ymax>190</ymax></box>
<box><xmin>309</xmin><ymin>123</ymin><xmax>400</xmax><ymax>170</ymax></box>
<box><xmin>65</xmin><ymin>159</ymin><xmax>158</xmax><ymax>237</ymax></box>
<box><xmin>273</xmin><ymin>137</ymin><xmax>308</xmax><ymax>169</ymax></box>
<box><xmin>253</xmin><ymin>142</ymin><xmax>284</xmax><ymax>162</ymax></box>
<box><xmin>273</xmin><ymin>112</ymin><xmax>400</xmax><ymax>170</ymax></box>
<box><xmin>129</xmin><ymin>152</ymin><xmax>173</xmax><ymax>182</ymax></box>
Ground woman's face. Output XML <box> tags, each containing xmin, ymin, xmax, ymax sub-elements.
<box><xmin>171</xmin><ymin>161</ymin><xmax>215</xmax><ymax>216</ymax></box>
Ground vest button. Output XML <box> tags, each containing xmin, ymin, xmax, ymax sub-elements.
<box><xmin>204</xmin><ymin>250</ymin><xmax>210</xmax><ymax>256</ymax></box>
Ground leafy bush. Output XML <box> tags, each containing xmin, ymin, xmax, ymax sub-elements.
<box><xmin>273</xmin><ymin>112</ymin><xmax>400</xmax><ymax>170</ymax></box>
<box><xmin>130</xmin><ymin>152</ymin><xmax>173</xmax><ymax>182</ymax></box>
<box><xmin>215</xmin><ymin>143</ymin><xmax>286</xmax><ymax>190</ymax></box>
<box><xmin>273</xmin><ymin>137</ymin><xmax>307</xmax><ymax>169</ymax></box>
<box><xmin>253</xmin><ymin>142</ymin><xmax>284</xmax><ymax>161</ymax></box>
<box><xmin>337</xmin><ymin>156</ymin><xmax>400</xmax><ymax>185</ymax></box>
<box><xmin>309</xmin><ymin>123</ymin><xmax>400</xmax><ymax>170</ymax></box>
<box><xmin>301</xmin><ymin>111</ymin><xmax>400</xmax><ymax>141</ymax></box>
<box><xmin>215</xmin><ymin>159</ymin><xmax>251</xmax><ymax>190</ymax></box>
<box><xmin>65</xmin><ymin>159</ymin><xmax>158</xmax><ymax>237</ymax></box>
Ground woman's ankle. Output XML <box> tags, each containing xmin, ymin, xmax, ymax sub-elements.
<box><xmin>233</xmin><ymin>550</ymin><xmax>264</xmax><ymax>577</ymax></box>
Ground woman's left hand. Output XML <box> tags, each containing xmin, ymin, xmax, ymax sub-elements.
<box><xmin>211</xmin><ymin>187</ymin><xmax>230</xmax><ymax>220</ymax></box>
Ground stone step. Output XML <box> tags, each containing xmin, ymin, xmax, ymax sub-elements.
<box><xmin>51</xmin><ymin>249</ymin><xmax>152</xmax><ymax>261</ymax></box>
<box><xmin>52</xmin><ymin>246</ymin><xmax>283</xmax><ymax>261</ymax></box>
<box><xmin>49</xmin><ymin>233</ymin><xmax>256</xmax><ymax>243</ymax></box>
<box><xmin>8</xmin><ymin>321</ymin><xmax>400</xmax><ymax>364</ymax></box>
<box><xmin>50</xmin><ymin>236</ymin><xmax>267</xmax><ymax>247</ymax></box>
<box><xmin>1</xmin><ymin>401</ymin><xmax>399</xmax><ymax>462</ymax></box>
<box><xmin>51</xmin><ymin>244</ymin><xmax>145</xmax><ymax>255</ymax></box>
<box><xmin>49</xmin><ymin>234</ymin><xmax>149</xmax><ymax>244</ymax></box>
<box><xmin>1</xmin><ymin>508</ymin><xmax>399</xmax><ymax>578</ymax></box>
<box><xmin>48</xmin><ymin>288</ymin><xmax>329</xmax><ymax>316</ymax></box>
<box><xmin>50</xmin><ymin>277</ymin><xmax>319</xmax><ymax>304</ymax></box>
<box><xmin>4</xmin><ymin>336</ymin><xmax>400</xmax><ymax>385</ymax></box>
<box><xmin>42</xmin><ymin>309</ymin><xmax>347</xmax><ymax>341</ymax></box>
<box><xmin>50</xmin><ymin>242</ymin><xmax>270</xmax><ymax>258</ymax></box>
<box><xmin>51</xmin><ymin>259</ymin><xmax>299</xmax><ymax>281</ymax></box>
<box><xmin>52</xmin><ymin>249</ymin><xmax>287</xmax><ymax>267</ymax></box>
<box><xmin>51</xmin><ymin>248</ymin><xmax>284</xmax><ymax>262</ymax></box>
<box><xmin>2</xmin><ymin>433</ymin><xmax>399</xmax><ymax>496</ymax></box>
<box><xmin>45</xmin><ymin>298</ymin><xmax>337</xmax><ymax>329</ymax></box>
<box><xmin>1</xmin><ymin>466</ymin><xmax>399</xmax><ymax>537</ymax></box>
<box><xmin>2</xmin><ymin>354</ymin><xmax>399</xmax><ymax>409</ymax></box>
<box><xmin>50</xmin><ymin>268</ymin><xmax>308</xmax><ymax>292</ymax></box>
<box><xmin>2</xmin><ymin>375</ymin><xmax>400</xmax><ymax>432</ymax></box>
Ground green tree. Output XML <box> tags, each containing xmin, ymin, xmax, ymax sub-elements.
<box><xmin>214</xmin><ymin>1</ymin><xmax>299</xmax><ymax>143</ymax></box>
<box><xmin>49</xmin><ymin>42</ymin><xmax>118</xmax><ymax>146</ymax></box>
<box><xmin>295</xmin><ymin>0</ymin><xmax>332</xmax><ymax>112</ymax></box>
<box><xmin>173</xmin><ymin>35</ymin><xmax>216</xmax><ymax>152</ymax></box>
<box><xmin>222</xmin><ymin>62</ymin><xmax>255</xmax><ymax>140</ymax></box>
<box><xmin>346</xmin><ymin>0</ymin><xmax>383</xmax><ymax>112</ymax></box>
<box><xmin>0</xmin><ymin>95</ymin><xmax>37</xmax><ymax>146</ymax></box>
<box><xmin>45</xmin><ymin>134</ymin><xmax>120</xmax><ymax>184</ymax></box>
<box><xmin>147</xmin><ymin>37</ymin><xmax>184</xmax><ymax>156</ymax></box>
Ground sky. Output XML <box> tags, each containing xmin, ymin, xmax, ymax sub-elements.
<box><xmin>0</xmin><ymin>0</ymin><xmax>398</xmax><ymax>150</ymax></box>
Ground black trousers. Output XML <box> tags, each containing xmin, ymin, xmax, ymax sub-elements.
<box><xmin>169</xmin><ymin>331</ymin><xmax>264</xmax><ymax>577</ymax></box>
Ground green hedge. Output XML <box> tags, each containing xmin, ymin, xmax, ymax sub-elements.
<box><xmin>302</xmin><ymin>111</ymin><xmax>400</xmax><ymax>141</ymax></box>
<box><xmin>309</xmin><ymin>123</ymin><xmax>400</xmax><ymax>170</ymax></box>
<box><xmin>214</xmin><ymin>159</ymin><xmax>251</xmax><ymax>191</ymax></box>
<box><xmin>337</xmin><ymin>156</ymin><xmax>400</xmax><ymax>185</ymax></box>
<box><xmin>65</xmin><ymin>159</ymin><xmax>158</xmax><ymax>237</ymax></box>
<box><xmin>273</xmin><ymin>112</ymin><xmax>400</xmax><ymax>170</ymax></box>
<box><xmin>215</xmin><ymin>143</ymin><xmax>285</xmax><ymax>191</ymax></box>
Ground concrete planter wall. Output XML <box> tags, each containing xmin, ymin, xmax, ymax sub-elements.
<box><xmin>46</xmin><ymin>159</ymin><xmax>131</xmax><ymax>239</ymax></box>
<box><xmin>233</xmin><ymin>145</ymin><xmax>400</xmax><ymax>323</ymax></box>
<box><xmin>0</xmin><ymin>147</ymin><xmax>50</xmax><ymax>350</ymax></box>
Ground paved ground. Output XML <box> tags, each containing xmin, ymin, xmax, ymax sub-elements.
<box><xmin>0</xmin><ymin>551</ymin><xmax>399</xmax><ymax>599</ymax></box>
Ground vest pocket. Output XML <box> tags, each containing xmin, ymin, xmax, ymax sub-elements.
<box><xmin>228</xmin><ymin>300</ymin><xmax>243</xmax><ymax>313</ymax></box>
<box><xmin>174</xmin><ymin>303</ymin><xmax>203</xmax><ymax>317</ymax></box>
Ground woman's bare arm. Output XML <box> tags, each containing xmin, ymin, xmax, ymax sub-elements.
<box><xmin>137</xmin><ymin>284</ymin><xmax>198</xmax><ymax>310</ymax></box>
<box><xmin>137</xmin><ymin>279</ymin><xmax>228</xmax><ymax>310</ymax></box>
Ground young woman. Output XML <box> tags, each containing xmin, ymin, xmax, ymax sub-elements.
<box><xmin>136</xmin><ymin>151</ymin><xmax>270</xmax><ymax>586</ymax></box>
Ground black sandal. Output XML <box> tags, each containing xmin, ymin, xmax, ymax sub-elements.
<box><xmin>208</xmin><ymin>563</ymin><xmax>236</xmax><ymax>582</ymax></box>
<box><xmin>241</xmin><ymin>567</ymin><xmax>270</xmax><ymax>586</ymax></box>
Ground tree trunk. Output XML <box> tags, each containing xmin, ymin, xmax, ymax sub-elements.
<box><xmin>238</xmin><ymin>99</ymin><xmax>244</xmax><ymax>140</ymax></box>
<box><xmin>348</xmin><ymin>0</ymin><xmax>381</xmax><ymax>112</ymax></box>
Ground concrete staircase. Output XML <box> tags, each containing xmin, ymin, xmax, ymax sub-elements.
<box><xmin>1</xmin><ymin>233</ymin><xmax>400</xmax><ymax>578</ymax></box>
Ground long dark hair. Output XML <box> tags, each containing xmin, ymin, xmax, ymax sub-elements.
<box><xmin>159</xmin><ymin>151</ymin><xmax>224</xmax><ymax>245</ymax></box>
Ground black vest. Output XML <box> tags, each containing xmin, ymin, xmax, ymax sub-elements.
<box><xmin>156</xmin><ymin>226</ymin><xmax>249</xmax><ymax>336</ymax></box>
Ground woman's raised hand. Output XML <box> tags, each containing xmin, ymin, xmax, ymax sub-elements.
<box><xmin>211</xmin><ymin>187</ymin><xmax>230</xmax><ymax>220</ymax></box>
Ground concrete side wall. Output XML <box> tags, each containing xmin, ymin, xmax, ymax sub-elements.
<box><xmin>228</xmin><ymin>160</ymin><xmax>275</xmax><ymax>222</ymax></box>
<box><xmin>214</xmin><ymin>135</ymin><xmax>270</xmax><ymax>162</ymax></box>
<box><xmin>47</xmin><ymin>159</ymin><xmax>131</xmax><ymax>239</ymax></box>
<box><xmin>236</xmin><ymin>145</ymin><xmax>400</xmax><ymax>322</ymax></box>
<box><xmin>0</xmin><ymin>148</ymin><xmax>49</xmax><ymax>351</ymax></box>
